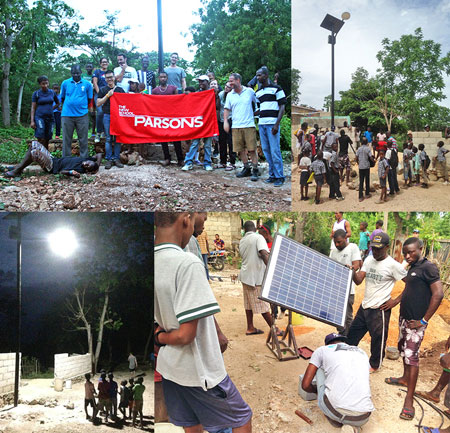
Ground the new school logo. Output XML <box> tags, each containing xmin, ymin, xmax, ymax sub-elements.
<box><xmin>118</xmin><ymin>105</ymin><xmax>135</xmax><ymax>118</ymax></box>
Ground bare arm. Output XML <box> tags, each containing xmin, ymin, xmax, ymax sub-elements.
<box><xmin>345</xmin><ymin>220</ymin><xmax>351</xmax><ymax>239</ymax></box>
<box><xmin>224</xmin><ymin>108</ymin><xmax>231</xmax><ymax>133</ymax></box>
<box><xmin>259</xmin><ymin>249</ymin><xmax>269</xmax><ymax>266</ymax></box>
<box><xmin>353</xmin><ymin>269</ymin><xmax>366</xmax><ymax>286</ymax></box>
<box><xmin>30</xmin><ymin>102</ymin><xmax>37</xmax><ymax>128</ymax></box>
<box><xmin>181</xmin><ymin>77</ymin><xmax>186</xmax><ymax>92</ymax></box>
<box><xmin>272</xmin><ymin>104</ymin><xmax>285</xmax><ymax>135</ymax></box>
<box><xmin>93</xmin><ymin>76</ymin><xmax>99</xmax><ymax>94</ymax></box>
<box><xmin>301</xmin><ymin>363</ymin><xmax>318</xmax><ymax>393</ymax></box>
<box><xmin>157</xmin><ymin>320</ymin><xmax>199</xmax><ymax>346</ymax></box>
<box><xmin>214</xmin><ymin>317</ymin><xmax>228</xmax><ymax>353</ymax></box>
<box><xmin>115</xmin><ymin>65</ymin><xmax>126</xmax><ymax>83</ymax></box>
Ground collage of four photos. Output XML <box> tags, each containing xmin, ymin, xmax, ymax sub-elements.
<box><xmin>0</xmin><ymin>0</ymin><xmax>449</xmax><ymax>432</ymax></box>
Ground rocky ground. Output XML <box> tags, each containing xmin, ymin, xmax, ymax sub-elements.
<box><xmin>207</xmin><ymin>267</ymin><xmax>450</xmax><ymax>433</ymax></box>
<box><xmin>0</xmin><ymin>370</ymin><xmax>154</xmax><ymax>433</ymax></box>
<box><xmin>0</xmin><ymin>161</ymin><xmax>291</xmax><ymax>212</ymax></box>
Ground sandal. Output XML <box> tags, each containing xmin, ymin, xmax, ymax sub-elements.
<box><xmin>246</xmin><ymin>329</ymin><xmax>264</xmax><ymax>336</ymax></box>
<box><xmin>415</xmin><ymin>390</ymin><xmax>440</xmax><ymax>403</ymax></box>
<box><xmin>399</xmin><ymin>406</ymin><xmax>415</xmax><ymax>420</ymax></box>
<box><xmin>385</xmin><ymin>377</ymin><xmax>407</xmax><ymax>387</ymax></box>
<box><xmin>421</xmin><ymin>427</ymin><xmax>440</xmax><ymax>433</ymax></box>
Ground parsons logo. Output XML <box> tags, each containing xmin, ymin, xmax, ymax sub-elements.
<box><xmin>118</xmin><ymin>105</ymin><xmax>135</xmax><ymax>117</ymax></box>
<box><xmin>134</xmin><ymin>115</ymin><xmax>204</xmax><ymax>129</ymax></box>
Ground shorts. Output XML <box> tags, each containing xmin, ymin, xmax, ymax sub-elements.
<box><xmin>379</xmin><ymin>176</ymin><xmax>386</xmax><ymax>188</ymax></box>
<box><xmin>30</xmin><ymin>141</ymin><xmax>53</xmax><ymax>172</ymax></box>
<box><xmin>231</xmin><ymin>127</ymin><xmax>256</xmax><ymax>153</ymax></box>
<box><xmin>133</xmin><ymin>399</ymin><xmax>143</xmax><ymax>412</ymax></box>
<box><xmin>128</xmin><ymin>400</ymin><xmax>134</xmax><ymax>410</ymax></box>
<box><xmin>119</xmin><ymin>400</ymin><xmax>128</xmax><ymax>409</ymax></box>
<box><xmin>403</xmin><ymin>162</ymin><xmax>411</xmax><ymax>180</ymax></box>
<box><xmin>162</xmin><ymin>375</ymin><xmax>252</xmax><ymax>431</ymax></box>
<box><xmin>34</xmin><ymin>114</ymin><xmax>54</xmax><ymax>140</ymax></box>
<box><xmin>314</xmin><ymin>173</ymin><xmax>324</xmax><ymax>187</ymax></box>
<box><xmin>242</xmin><ymin>283</ymin><xmax>270</xmax><ymax>314</ymax></box>
<box><xmin>300</xmin><ymin>171</ymin><xmax>310</xmax><ymax>186</ymax></box>
<box><xmin>85</xmin><ymin>398</ymin><xmax>96</xmax><ymax>408</ymax></box>
<box><xmin>398</xmin><ymin>316</ymin><xmax>427</xmax><ymax>367</ymax></box>
<box><xmin>97</xmin><ymin>398</ymin><xmax>112</xmax><ymax>412</ymax></box>
<box><xmin>339</xmin><ymin>154</ymin><xmax>351</xmax><ymax>169</ymax></box>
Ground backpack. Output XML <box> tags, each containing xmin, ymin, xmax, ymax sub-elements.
<box><xmin>424</xmin><ymin>153</ymin><xmax>431</xmax><ymax>169</ymax></box>
<box><xmin>389</xmin><ymin>149</ymin><xmax>398</xmax><ymax>169</ymax></box>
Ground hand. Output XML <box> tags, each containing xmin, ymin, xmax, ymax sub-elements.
<box><xmin>30</xmin><ymin>121</ymin><xmax>36</xmax><ymax>129</ymax></box>
<box><xmin>121</xmin><ymin>64</ymin><xmax>127</xmax><ymax>72</ymax></box>
<box><xmin>272</xmin><ymin>124</ymin><xmax>279</xmax><ymax>135</ymax></box>
<box><xmin>224</xmin><ymin>120</ymin><xmax>230</xmax><ymax>133</ymax></box>
<box><xmin>108</xmin><ymin>88</ymin><xmax>115</xmax><ymax>97</ymax></box>
<box><xmin>407</xmin><ymin>319</ymin><xmax>423</xmax><ymax>329</ymax></box>
<box><xmin>380</xmin><ymin>298</ymin><xmax>397</xmax><ymax>310</ymax></box>
<box><xmin>217</xmin><ymin>331</ymin><xmax>228</xmax><ymax>353</ymax></box>
<box><xmin>72</xmin><ymin>170</ymin><xmax>81</xmax><ymax>178</ymax></box>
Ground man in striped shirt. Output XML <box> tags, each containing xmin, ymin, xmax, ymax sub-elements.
<box><xmin>255</xmin><ymin>67</ymin><xmax>287</xmax><ymax>187</ymax></box>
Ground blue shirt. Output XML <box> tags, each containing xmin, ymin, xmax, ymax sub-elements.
<box><xmin>53</xmin><ymin>93</ymin><xmax>61</xmax><ymax>113</ymax></box>
<box><xmin>32</xmin><ymin>89</ymin><xmax>58</xmax><ymax>117</ymax></box>
<box><xmin>224</xmin><ymin>87</ymin><xmax>256</xmax><ymax>128</ymax></box>
<box><xmin>364</xmin><ymin>130</ymin><xmax>373</xmax><ymax>143</ymax></box>
<box><xmin>60</xmin><ymin>78</ymin><xmax>93</xmax><ymax>117</ymax></box>
<box><xmin>93</xmin><ymin>69</ymin><xmax>107</xmax><ymax>90</ymax></box>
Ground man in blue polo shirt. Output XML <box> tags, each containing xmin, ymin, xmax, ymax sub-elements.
<box><xmin>255</xmin><ymin>67</ymin><xmax>286</xmax><ymax>187</ymax></box>
<box><xmin>224</xmin><ymin>73</ymin><xmax>259</xmax><ymax>181</ymax></box>
<box><xmin>60</xmin><ymin>64</ymin><xmax>93</xmax><ymax>158</ymax></box>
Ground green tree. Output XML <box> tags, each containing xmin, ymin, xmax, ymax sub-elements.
<box><xmin>190</xmin><ymin>0</ymin><xmax>291</xmax><ymax>98</ymax></box>
<box><xmin>376</xmin><ymin>28</ymin><xmax>450</xmax><ymax>130</ymax></box>
<box><xmin>291</xmin><ymin>68</ymin><xmax>301</xmax><ymax>105</ymax></box>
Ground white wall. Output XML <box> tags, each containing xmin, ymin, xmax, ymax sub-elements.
<box><xmin>0</xmin><ymin>353</ymin><xmax>20</xmax><ymax>395</ymax></box>
<box><xmin>54</xmin><ymin>353</ymin><xmax>91</xmax><ymax>380</ymax></box>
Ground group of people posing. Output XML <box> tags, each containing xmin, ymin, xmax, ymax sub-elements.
<box><xmin>296</xmin><ymin>123</ymin><xmax>449</xmax><ymax>205</ymax></box>
<box><xmin>6</xmin><ymin>54</ymin><xmax>287</xmax><ymax>187</ymax></box>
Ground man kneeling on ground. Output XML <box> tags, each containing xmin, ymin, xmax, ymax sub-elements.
<box><xmin>301</xmin><ymin>333</ymin><xmax>374</xmax><ymax>433</ymax></box>
<box><xmin>5</xmin><ymin>141</ymin><xmax>101</xmax><ymax>178</ymax></box>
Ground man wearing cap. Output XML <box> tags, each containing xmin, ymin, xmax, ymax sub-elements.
<box><xmin>301</xmin><ymin>333</ymin><xmax>374</xmax><ymax>432</ymax></box>
<box><xmin>347</xmin><ymin>232</ymin><xmax>407</xmax><ymax>372</ymax></box>
<box><xmin>384</xmin><ymin>237</ymin><xmax>443</xmax><ymax>421</ymax></box>
<box><xmin>182</xmin><ymin>75</ymin><xmax>214</xmax><ymax>171</ymax></box>
<box><xmin>224</xmin><ymin>73</ymin><xmax>260</xmax><ymax>181</ymax></box>
<box><xmin>413</xmin><ymin>229</ymin><xmax>420</xmax><ymax>237</ymax></box>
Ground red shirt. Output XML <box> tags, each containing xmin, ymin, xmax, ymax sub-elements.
<box><xmin>152</xmin><ymin>85</ymin><xmax>177</xmax><ymax>95</ymax></box>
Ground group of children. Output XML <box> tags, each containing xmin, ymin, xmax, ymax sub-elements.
<box><xmin>84</xmin><ymin>371</ymin><xmax>146</xmax><ymax>427</ymax></box>
<box><xmin>297</xmin><ymin>124</ymin><xmax>449</xmax><ymax>205</ymax></box>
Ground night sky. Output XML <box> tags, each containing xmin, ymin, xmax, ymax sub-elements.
<box><xmin>0</xmin><ymin>212</ymin><xmax>154</xmax><ymax>365</ymax></box>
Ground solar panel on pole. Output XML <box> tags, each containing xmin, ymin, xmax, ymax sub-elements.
<box><xmin>260</xmin><ymin>233</ymin><xmax>352</xmax><ymax>328</ymax></box>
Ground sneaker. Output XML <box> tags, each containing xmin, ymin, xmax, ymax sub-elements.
<box><xmin>216</xmin><ymin>163</ymin><xmax>226</xmax><ymax>169</ymax></box>
<box><xmin>264</xmin><ymin>177</ymin><xmax>276</xmax><ymax>184</ymax></box>
<box><xmin>94</xmin><ymin>134</ymin><xmax>100</xmax><ymax>143</ymax></box>
<box><xmin>236</xmin><ymin>166</ymin><xmax>252</xmax><ymax>178</ymax></box>
<box><xmin>336</xmin><ymin>196</ymin><xmax>345</xmax><ymax>201</ymax></box>
<box><xmin>204</xmin><ymin>165</ymin><xmax>213</xmax><ymax>171</ymax></box>
<box><xmin>181</xmin><ymin>163</ymin><xmax>193</xmax><ymax>171</ymax></box>
<box><xmin>114</xmin><ymin>159</ymin><xmax>124</xmax><ymax>168</ymax></box>
<box><xmin>225</xmin><ymin>163</ymin><xmax>235</xmax><ymax>171</ymax></box>
<box><xmin>444</xmin><ymin>181</ymin><xmax>449</xmax><ymax>185</ymax></box>
<box><xmin>273</xmin><ymin>179</ymin><xmax>284</xmax><ymax>187</ymax></box>
<box><xmin>251</xmin><ymin>167</ymin><xmax>259</xmax><ymax>182</ymax></box>
<box><xmin>161</xmin><ymin>159</ymin><xmax>170</xmax><ymax>167</ymax></box>
<box><xmin>100</xmin><ymin>132</ymin><xmax>106</xmax><ymax>139</ymax></box>
<box><xmin>105</xmin><ymin>160</ymin><xmax>113</xmax><ymax>170</ymax></box>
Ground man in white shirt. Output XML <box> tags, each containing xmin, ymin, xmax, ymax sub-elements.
<box><xmin>301</xmin><ymin>333</ymin><xmax>374</xmax><ymax>432</ymax></box>
<box><xmin>239</xmin><ymin>220</ymin><xmax>275</xmax><ymax>335</ymax></box>
<box><xmin>330</xmin><ymin>230</ymin><xmax>362</xmax><ymax>336</ymax></box>
<box><xmin>347</xmin><ymin>232</ymin><xmax>407</xmax><ymax>372</ymax></box>
<box><xmin>114</xmin><ymin>53</ymin><xmax>138</xmax><ymax>93</ymax></box>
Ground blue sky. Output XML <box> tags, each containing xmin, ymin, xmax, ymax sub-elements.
<box><xmin>293</xmin><ymin>0</ymin><xmax>450</xmax><ymax>110</ymax></box>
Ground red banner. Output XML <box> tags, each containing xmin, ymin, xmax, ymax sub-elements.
<box><xmin>109</xmin><ymin>90</ymin><xmax>219</xmax><ymax>143</ymax></box>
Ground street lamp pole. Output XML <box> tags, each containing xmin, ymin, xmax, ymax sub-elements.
<box><xmin>157</xmin><ymin>0</ymin><xmax>164</xmax><ymax>73</ymax></box>
<box><xmin>14</xmin><ymin>215</ymin><xmax>22</xmax><ymax>407</ymax></box>
<box><xmin>330</xmin><ymin>32</ymin><xmax>335</xmax><ymax>129</ymax></box>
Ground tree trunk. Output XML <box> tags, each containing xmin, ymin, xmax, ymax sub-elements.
<box><xmin>1</xmin><ymin>17</ymin><xmax>13</xmax><ymax>127</ymax></box>
<box><xmin>93</xmin><ymin>291</ymin><xmax>109</xmax><ymax>372</ymax></box>
<box><xmin>393</xmin><ymin>212</ymin><xmax>403</xmax><ymax>241</ymax></box>
<box><xmin>16</xmin><ymin>36</ymin><xmax>35</xmax><ymax>124</ymax></box>
<box><xmin>294</xmin><ymin>212</ymin><xmax>307</xmax><ymax>244</ymax></box>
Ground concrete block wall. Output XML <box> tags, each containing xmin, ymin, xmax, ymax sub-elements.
<box><xmin>205</xmin><ymin>212</ymin><xmax>242</xmax><ymax>250</ymax></box>
<box><xmin>411</xmin><ymin>131</ymin><xmax>450</xmax><ymax>160</ymax></box>
<box><xmin>0</xmin><ymin>353</ymin><xmax>20</xmax><ymax>396</ymax></box>
<box><xmin>54</xmin><ymin>353</ymin><xmax>91</xmax><ymax>380</ymax></box>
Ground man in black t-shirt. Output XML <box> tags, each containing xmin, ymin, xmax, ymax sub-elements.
<box><xmin>338</xmin><ymin>129</ymin><xmax>353</xmax><ymax>186</ymax></box>
<box><xmin>384</xmin><ymin>237</ymin><xmax>443</xmax><ymax>421</ymax></box>
<box><xmin>5</xmin><ymin>141</ymin><xmax>101</xmax><ymax>178</ymax></box>
<box><xmin>97</xmin><ymin>70</ymin><xmax>126</xmax><ymax>169</ymax></box>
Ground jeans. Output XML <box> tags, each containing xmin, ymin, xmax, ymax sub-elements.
<box><xmin>358</xmin><ymin>168</ymin><xmax>370</xmax><ymax>199</ymax></box>
<box><xmin>219</xmin><ymin>120</ymin><xmax>235</xmax><ymax>165</ymax></box>
<box><xmin>184</xmin><ymin>137</ymin><xmax>212</xmax><ymax>167</ymax></box>
<box><xmin>53</xmin><ymin>111</ymin><xmax>61</xmax><ymax>136</ymax></box>
<box><xmin>329</xmin><ymin>171</ymin><xmax>342</xmax><ymax>198</ymax></box>
<box><xmin>202</xmin><ymin>253</ymin><xmax>210</xmax><ymax>280</ymax></box>
<box><xmin>259</xmin><ymin>124</ymin><xmax>284</xmax><ymax>180</ymax></box>
<box><xmin>103</xmin><ymin>114</ymin><xmax>121</xmax><ymax>160</ymax></box>
<box><xmin>95</xmin><ymin>94</ymin><xmax>104</xmax><ymax>134</ymax></box>
<box><xmin>62</xmin><ymin>113</ymin><xmax>89</xmax><ymax>158</ymax></box>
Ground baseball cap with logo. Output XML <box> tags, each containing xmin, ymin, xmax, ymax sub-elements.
<box><xmin>370</xmin><ymin>232</ymin><xmax>390</xmax><ymax>248</ymax></box>
<box><xmin>196</xmin><ymin>74</ymin><xmax>210</xmax><ymax>82</ymax></box>
<box><xmin>325</xmin><ymin>333</ymin><xmax>348</xmax><ymax>345</ymax></box>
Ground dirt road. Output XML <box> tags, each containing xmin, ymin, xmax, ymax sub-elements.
<box><xmin>0</xmin><ymin>370</ymin><xmax>154</xmax><ymax>433</ymax></box>
<box><xmin>211</xmin><ymin>267</ymin><xmax>450</xmax><ymax>433</ymax></box>
<box><xmin>0</xmin><ymin>162</ymin><xmax>291</xmax><ymax>212</ymax></box>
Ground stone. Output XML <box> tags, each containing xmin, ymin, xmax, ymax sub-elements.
<box><xmin>65</xmin><ymin>402</ymin><xmax>75</xmax><ymax>410</ymax></box>
<box><xmin>63</xmin><ymin>195</ymin><xmax>76</xmax><ymax>210</ymax></box>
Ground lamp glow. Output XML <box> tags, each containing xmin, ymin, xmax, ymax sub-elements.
<box><xmin>48</xmin><ymin>228</ymin><xmax>78</xmax><ymax>258</ymax></box>
<box><xmin>341</xmin><ymin>12</ymin><xmax>351</xmax><ymax>20</ymax></box>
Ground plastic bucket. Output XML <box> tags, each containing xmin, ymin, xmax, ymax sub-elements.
<box><xmin>54</xmin><ymin>378</ymin><xmax>63</xmax><ymax>392</ymax></box>
<box><xmin>292</xmin><ymin>312</ymin><xmax>303</xmax><ymax>325</ymax></box>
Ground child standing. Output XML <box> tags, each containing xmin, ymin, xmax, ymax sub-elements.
<box><xmin>127</xmin><ymin>378</ymin><xmax>135</xmax><ymax>419</ymax></box>
<box><xmin>84</xmin><ymin>373</ymin><xmax>97</xmax><ymax>421</ymax></box>
<box><xmin>386</xmin><ymin>140</ymin><xmax>400</xmax><ymax>196</ymax></box>
<box><xmin>298</xmin><ymin>148</ymin><xmax>311</xmax><ymax>201</ymax></box>
<box><xmin>412</xmin><ymin>146</ymin><xmax>420</xmax><ymax>186</ymax></box>
<box><xmin>358</xmin><ymin>222</ymin><xmax>371</xmax><ymax>260</ymax></box>
<box><xmin>437</xmin><ymin>141</ymin><xmax>449</xmax><ymax>184</ymax></box>
<box><xmin>329</xmin><ymin>142</ymin><xmax>344</xmax><ymax>201</ymax></box>
<box><xmin>418</xmin><ymin>143</ymin><xmax>429</xmax><ymax>188</ymax></box>
<box><xmin>132</xmin><ymin>377</ymin><xmax>145</xmax><ymax>428</ymax></box>
<box><xmin>310</xmin><ymin>151</ymin><xmax>327</xmax><ymax>205</ymax></box>
<box><xmin>377</xmin><ymin>149</ymin><xmax>390</xmax><ymax>203</ymax></box>
<box><xmin>118</xmin><ymin>379</ymin><xmax>130</xmax><ymax>420</ymax></box>
<box><xmin>108</xmin><ymin>372</ymin><xmax>118</xmax><ymax>418</ymax></box>
<box><xmin>403</xmin><ymin>143</ymin><xmax>413</xmax><ymax>187</ymax></box>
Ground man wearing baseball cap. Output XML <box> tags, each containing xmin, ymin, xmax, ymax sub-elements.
<box><xmin>301</xmin><ymin>333</ymin><xmax>374</xmax><ymax>432</ymax></box>
<box><xmin>182</xmin><ymin>75</ymin><xmax>214</xmax><ymax>172</ymax></box>
<box><xmin>347</xmin><ymin>232</ymin><xmax>407</xmax><ymax>372</ymax></box>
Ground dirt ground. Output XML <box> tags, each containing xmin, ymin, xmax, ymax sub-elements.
<box><xmin>0</xmin><ymin>161</ymin><xmax>291</xmax><ymax>212</ymax></box>
<box><xmin>0</xmin><ymin>370</ymin><xmax>154</xmax><ymax>433</ymax></box>
<box><xmin>209</xmin><ymin>267</ymin><xmax>450</xmax><ymax>433</ymax></box>
<box><xmin>291</xmin><ymin>159</ymin><xmax>449</xmax><ymax>212</ymax></box>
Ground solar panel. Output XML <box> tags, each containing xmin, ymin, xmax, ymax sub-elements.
<box><xmin>260</xmin><ymin>233</ymin><xmax>352</xmax><ymax>327</ymax></box>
